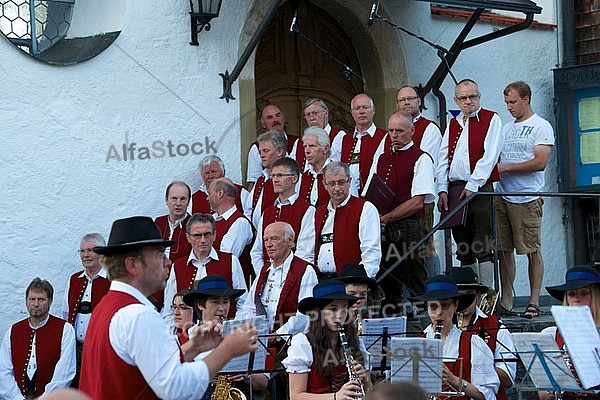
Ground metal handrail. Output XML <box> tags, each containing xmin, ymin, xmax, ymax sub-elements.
<box><xmin>375</xmin><ymin>191</ymin><xmax>600</xmax><ymax>284</ymax></box>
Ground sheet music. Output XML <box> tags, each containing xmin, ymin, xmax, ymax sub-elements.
<box><xmin>220</xmin><ymin>316</ymin><xmax>269</xmax><ymax>373</ymax></box>
<box><xmin>360</xmin><ymin>317</ymin><xmax>406</xmax><ymax>366</ymax></box>
<box><xmin>511</xmin><ymin>332</ymin><xmax>578</xmax><ymax>391</ymax></box>
<box><xmin>389</xmin><ymin>337</ymin><xmax>442</xmax><ymax>393</ymax></box>
<box><xmin>552</xmin><ymin>305</ymin><xmax>600</xmax><ymax>389</ymax></box>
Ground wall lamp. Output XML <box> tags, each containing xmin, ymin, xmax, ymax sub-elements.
<box><xmin>189</xmin><ymin>0</ymin><xmax>222</xmax><ymax>46</ymax></box>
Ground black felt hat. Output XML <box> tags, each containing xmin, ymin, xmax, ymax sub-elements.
<box><xmin>337</xmin><ymin>263</ymin><xmax>379</xmax><ymax>292</ymax></box>
<box><xmin>447</xmin><ymin>267</ymin><xmax>488</xmax><ymax>293</ymax></box>
<box><xmin>546</xmin><ymin>265</ymin><xmax>600</xmax><ymax>302</ymax></box>
<box><xmin>411</xmin><ymin>275</ymin><xmax>475</xmax><ymax>312</ymax></box>
<box><xmin>93</xmin><ymin>216</ymin><xmax>175</xmax><ymax>255</ymax></box>
<box><xmin>183</xmin><ymin>275</ymin><xmax>245</xmax><ymax>306</ymax></box>
<box><xmin>298</xmin><ymin>279</ymin><xmax>360</xmax><ymax>314</ymax></box>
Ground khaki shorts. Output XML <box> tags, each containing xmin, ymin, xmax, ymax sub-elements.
<box><xmin>495</xmin><ymin>197</ymin><xmax>543</xmax><ymax>254</ymax></box>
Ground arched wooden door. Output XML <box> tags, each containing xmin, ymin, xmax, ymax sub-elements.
<box><xmin>254</xmin><ymin>0</ymin><xmax>363</xmax><ymax>137</ymax></box>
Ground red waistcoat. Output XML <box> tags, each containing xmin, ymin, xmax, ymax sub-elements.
<box><xmin>340</xmin><ymin>127</ymin><xmax>386</xmax><ymax>187</ymax></box>
<box><xmin>442</xmin><ymin>331</ymin><xmax>472</xmax><ymax>400</ymax></box>
<box><xmin>79</xmin><ymin>292</ymin><xmax>163</xmax><ymax>399</ymax></box>
<box><xmin>10</xmin><ymin>316</ymin><xmax>65</xmax><ymax>397</ymax></box>
<box><xmin>414</xmin><ymin>116</ymin><xmax>439</xmax><ymax>149</ymax></box>
<box><xmin>154</xmin><ymin>214</ymin><xmax>192</xmax><ymax>262</ymax></box>
<box><xmin>251</xmin><ymin>176</ymin><xmax>277</xmax><ymax>216</ymax></box>
<box><xmin>314</xmin><ymin>196</ymin><xmax>364</xmax><ymax>274</ymax></box>
<box><xmin>254</xmin><ymin>256</ymin><xmax>311</xmax><ymax>331</ymax></box>
<box><xmin>329</xmin><ymin>127</ymin><xmax>343</xmax><ymax>143</ymax></box>
<box><xmin>172</xmin><ymin>252</ymin><xmax>236</xmax><ymax>318</ymax></box>
<box><xmin>299</xmin><ymin>171</ymin><xmax>330</xmax><ymax>207</ymax></box>
<box><xmin>214</xmin><ymin>210</ymin><xmax>254</xmax><ymax>284</ymax></box>
<box><xmin>376</xmin><ymin>144</ymin><xmax>426</xmax><ymax>217</ymax></box>
<box><xmin>66</xmin><ymin>272</ymin><xmax>111</xmax><ymax>325</ymax></box>
<box><xmin>470</xmin><ymin>314</ymin><xmax>507</xmax><ymax>400</ymax></box>
<box><xmin>192</xmin><ymin>186</ymin><xmax>245</xmax><ymax>214</ymax></box>
<box><xmin>307</xmin><ymin>362</ymin><xmax>348</xmax><ymax>394</ymax></box>
<box><xmin>448</xmin><ymin>109</ymin><xmax>500</xmax><ymax>184</ymax></box>
<box><xmin>260</xmin><ymin>199</ymin><xmax>312</xmax><ymax>262</ymax></box>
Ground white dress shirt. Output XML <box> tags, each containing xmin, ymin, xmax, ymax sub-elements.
<box><xmin>250</xmin><ymin>193</ymin><xmax>315</xmax><ymax>275</ymax></box>
<box><xmin>213</xmin><ymin>206</ymin><xmax>253</xmax><ymax>258</ymax></box>
<box><xmin>60</xmin><ymin>267</ymin><xmax>108</xmax><ymax>342</ymax></box>
<box><xmin>423</xmin><ymin>324</ymin><xmax>500</xmax><ymax>400</ymax></box>
<box><xmin>103</xmin><ymin>281</ymin><xmax>212</xmax><ymax>399</ymax></box>
<box><xmin>316</xmin><ymin>195</ymin><xmax>381</xmax><ymax>278</ymax></box>
<box><xmin>246</xmin><ymin>134</ymin><xmax>300</xmax><ymax>183</ymax></box>
<box><xmin>245</xmin><ymin>170</ymin><xmax>272</xmax><ymax>229</ymax></box>
<box><xmin>0</xmin><ymin>315</ymin><xmax>76</xmax><ymax>399</ymax></box>
<box><xmin>240</xmin><ymin>252</ymin><xmax>317</xmax><ymax>337</ymax></box>
<box><xmin>436</xmin><ymin>108</ymin><xmax>504</xmax><ymax>194</ymax></box>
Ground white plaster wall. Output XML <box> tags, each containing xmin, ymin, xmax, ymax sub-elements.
<box><xmin>0</xmin><ymin>0</ymin><xmax>565</xmax><ymax>338</ymax></box>
<box><xmin>0</xmin><ymin>0</ymin><xmax>249</xmax><ymax>335</ymax></box>
<box><xmin>384</xmin><ymin>1</ymin><xmax>566</xmax><ymax>298</ymax></box>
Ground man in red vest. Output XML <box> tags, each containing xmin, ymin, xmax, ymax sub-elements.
<box><xmin>60</xmin><ymin>233</ymin><xmax>110</xmax><ymax>387</ymax></box>
<box><xmin>437</xmin><ymin>79</ymin><xmax>503</xmax><ymax>287</ymax></box>
<box><xmin>241</xmin><ymin>221</ymin><xmax>317</xmax><ymax>343</ymax></box>
<box><xmin>315</xmin><ymin>162</ymin><xmax>381</xmax><ymax>279</ymax></box>
<box><xmin>250</xmin><ymin>157</ymin><xmax>315</xmax><ymax>275</ymax></box>
<box><xmin>246</xmin><ymin>104</ymin><xmax>305</xmax><ymax>190</ymax></box>
<box><xmin>303</xmin><ymin>98</ymin><xmax>345</xmax><ymax>143</ymax></box>
<box><xmin>364</xmin><ymin>111</ymin><xmax>435</xmax><ymax>310</ymax></box>
<box><xmin>395</xmin><ymin>85</ymin><xmax>443</xmax><ymax>277</ymax></box>
<box><xmin>191</xmin><ymin>155</ymin><xmax>248</xmax><ymax>214</ymax></box>
<box><xmin>1</xmin><ymin>278</ymin><xmax>75</xmax><ymax>398</ymax></box>
<box><xmin>449</xmin><ymin>267</ymin><xmax>516</xmax><ymax>400</ymax></box>
<box><xmin>79</xmin><ymin>216</ymin><xmax>258</xmax><ymax>400</ymax></box>
<box><xmin>330</xmin><ymin>93</ymin><xmax>387</xmax><ymax>194</ymax></box>
<box><xmin>245</xmin><ymin>131</ymin><xmax>287</xmax><ymax>229</ymax></box>
<box><xmin>208</xmin><ymin>177</ymin><xmax>254</xmax><ymax>285</ymax></box>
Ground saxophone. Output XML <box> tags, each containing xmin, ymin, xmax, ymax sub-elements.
<box><xmin>354</xmin><ymin>306</ymin><xmax>363</xmax><ymax>335</ymax></box>
<box><xmin>211</xmin><ymin>375</ymin><xmax>247</xmax><ymax>400</ymax></box>
<box><xmin>337</xmin><ymin>324</ymin><xmax>365</xmax><ymax>398</ymax></box>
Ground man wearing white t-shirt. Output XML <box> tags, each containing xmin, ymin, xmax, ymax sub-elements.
<box><xmin>496</xmin><ymin>81</ymin><xmax>554</xmax><ymax>318</ymax></box>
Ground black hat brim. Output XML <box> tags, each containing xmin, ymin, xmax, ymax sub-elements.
<box><xmin>298</xmin><ymin>293</ymin><xmax>360</xmax><ymax>314</ymax></box>
<box><xmin>94</xmin><ymin>239</ymin><xmax>176</xmax><ymax>255</ymax></box>
<box><xmin>546</xmin><ymin>280</ymin><xmax>599</xmax><ymax>302</ymax></box>
<box><xmin>337</xmin><ymin>275</ymin><xmax>380</xmax><ymax>292</ymax></box>
<box><xmin>183</xmin><ymin>288</ymin><xmax>246</xmax><ymax>306</ymax></box>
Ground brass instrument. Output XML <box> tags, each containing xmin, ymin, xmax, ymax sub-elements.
<box><xmin>479</xmin><ymin>288</ymin><xmax>498</xmax><ymax>315</ymax></box>
<box><xmin>211</xmin><ymin>375</ymin><xmax>246</xmax><ymax>400</ymax></box>
<box><xmin>434</xmin><ymin>321</ymin><xmax>443</xmax><ymax>340</ymax></box>
<box><xmin>354</xmin><ymin>306</ymin><xmax>363</xmax><ymax>335</ymax></box>
<box><xmin>337</xmin><ymin>324</ymin><xmax>365</xmax><ymax>398</ymax></box>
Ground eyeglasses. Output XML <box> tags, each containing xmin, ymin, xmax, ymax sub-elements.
<box><xmin>188</xmin><ymin>232</ymin><xmax>214</xmax><ymax>239</ymax></box>
<box><xmin>396</xmin><ymin>96</ymin><xmax>418</xmax><ymax>103</ymax></box>
<box><xmin>304</xmin><ymin>110</ymin><xmax>324</xmax><ymax>118</ymax></box>
<box><xmin>427</xmin><ymin>301</ymin><xmax>454</xmax><ymax>311</ymax></box>
<box><xmin>456</xmin><ymin>94</ymin><xmax>480</xmax><ymax>102</ymax></box>
<box><xmin>351</xmin><ymin>105</ymin><xmax>372</xmax><ymax>111</ymax></box>
<box><xmin>324</xmin><ymin>178</ymin><xmax>351</xmax><ymax>187</ymax></box>
<box><xmin>78</xmin><ymin>249</ymin><xmax>96</xmax><ymax>254</ymax></box>
<box><xmin>270</xmin><ymin>173</ymin><xmax>295</xmax><ymax>179</ymax></box>
<box><xmin>171</xmin><ymin>304</ymin><xmax>193</xmax><ymax>311</ymax></box>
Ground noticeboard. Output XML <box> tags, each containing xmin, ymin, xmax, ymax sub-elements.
<box><xmin>553</xmin><ymin>63</ymin><xmax>600</xmax><ymax>191</ymax></box>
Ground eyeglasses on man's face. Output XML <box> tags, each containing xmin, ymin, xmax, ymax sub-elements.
<box><xmin>396</xmin><ymin>96</ymin><xmax>418</xmax><ymax>103</ymax></box>
<box><xmin>324</xmin><ymin>178</ymin><xmax>351</xmax><ymax>187</ymax></box>
<box><xmin>188</xmin><ymin>232</ymin><xmax>214</xmax><ymax>239</ymax></box>
<box><xmin>456</xmin><ymin>94</ymin><xmax>480</xmax><ymax>103</ymax></box>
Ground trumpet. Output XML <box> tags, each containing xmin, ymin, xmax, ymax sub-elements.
<box><xmin>337</xmin><ymin>324</ymin><xmax>364</xmax><ymax>398</ymax></box>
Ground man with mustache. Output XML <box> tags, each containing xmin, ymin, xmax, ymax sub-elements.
<box><xmin>246</xmin><ymin>104</ymin><xmax>305</xmax><ymax>189</ymax></box>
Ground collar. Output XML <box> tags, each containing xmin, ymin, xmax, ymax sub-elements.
<box><xmin>78</xmin><ymin>267</ymin><xmax>108</xmax><ymax>280</ymax></box>
<box><xmin>391</xmin><ymin>141</ymin><xmax>414</xmax><ymax>153</ymax></box>
<box><xmin>28</xmin><ymin>314</ymin><xmax>50</xmax><ymax>329</ymax></box>
<box><xmin>328</xmin><ymin>193</ymin><xmax>352</xmax><ymax>211</ymax></box>
<box><xmin>169</xmin><ymin>214</ymin><xmax>189</xmax><ymax>230</ymax></box>
<box><xmin>110</xmin><ymin>281</ymin><xmax>155</xmax><ymax>308</ymax></box>
<box><xmin>457</xmin><ymin>107</ymin><xmax>482</xmax><ymax>124</ymax></box>
<box><xmin>354</xmin><ymin>123</ymin><xmax>377</xmax><ymax>137</ymax></box>
<box><xmin>324</xmin><ymin>123</ymin><xmax>332</xmax><ymax>134</ymax></box>
<box><xmin>275</xmin><ymin>192</ymin><xmax>299</xmax><ymax>207</ymax></box>
<box><xmin>269</xmin><ymin>251</ymin><xmax>294</xmax><ymax>271</ymax></box>
<box><xmin>214</xmin><ymin>205</ymin><xmax>237</xmax><ymax>221</ymax></box>
<box><xmin>304</xmin><ymin>158</ymin><xmax>331</xmax><ymax>175</ymax></box>
<box><xmin>261</xmin><ymin>169</ymin><xmax>271</xmax><ymax>180</ymax></box>
<box><xmin>189</xmin><ymin>247</ymin><xmax>220</xmax><ymax>264</ymax></box>
<box><xmin>198</xmin><ymin>183</ymin><xmax>208</xmax><ymax>194</ymax></box>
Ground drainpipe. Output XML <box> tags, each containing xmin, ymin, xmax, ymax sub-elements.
<box><xmin>561</xmin><ymin>0</ymin><xmax>576</xmax><ymax>66</ymax></box>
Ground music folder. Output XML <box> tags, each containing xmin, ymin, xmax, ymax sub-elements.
<box><xmin>363</xmin><ymin>173</ymin><xmax>395</xmax><ymax>215</ymax></box>
<box><xmin>439</xmin><ymin>182</ymin><xmax>468</xmax><ymax>229</ymax></box>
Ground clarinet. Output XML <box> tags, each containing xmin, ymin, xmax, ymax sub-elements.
<box><xmin>337</xmin><ymin>324</ymin><xmax>365</xmax><ymax>398</ymax></box>
<box><xmin>434</xmin><ymin>321</ymin><xmax>443</xmax><ymax>339</ymax></box>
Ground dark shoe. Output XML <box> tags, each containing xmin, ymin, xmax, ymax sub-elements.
<box><xmin>497</xmin><ymin>303</ymin><xmax>517</xmax><ymax>317</ymax></box>
<box><xmin>522</xmin><ymin>304</ymin><xmax>540</xmax><ymax>319</ymax></box>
